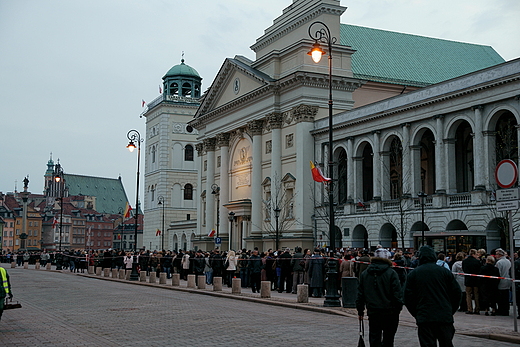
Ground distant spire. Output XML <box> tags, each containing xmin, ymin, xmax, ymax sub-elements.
<box><xmin>181</xmin><ymin>51</ymin><xmax>185</xmax><ymax>63</ymax></box>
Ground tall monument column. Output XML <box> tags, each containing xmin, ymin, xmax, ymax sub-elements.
<box><xmin>204</xmin><ymin>138</ymin><xmax>216</xmax><ymax>237</ymax></box>
<box><xmin>248</xmin><ymin>120</ymin><xmax>264</xmax><ymax>239</ymax></box>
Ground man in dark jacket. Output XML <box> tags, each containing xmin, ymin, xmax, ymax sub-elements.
<box><xmin>356</xmin><ymin>257</ymin><xmax>402</xmax><ymax>347</ymax></box>
<box><xmin>290</xmin><ymin>247</ymin><xmax>304</xmax><ymax>294</ymax></box>
<box><xmin>277</xmin><ymin>249</ymin><xmax>293</xmax><ymax>293</ymax></box>
<box><xmin>461</xmin><ymin>249</ymin><xmax>481</xmax><ymax>314</ymax></box>
<box><xmin>404</xmin><ymin>245</ymin><xmax>461</xmax><ymax>347</ymax></box>
<box><xmin>248</xmin><ymin>250</ymin><xmax>263</xmax><ymax>293</ymax></box>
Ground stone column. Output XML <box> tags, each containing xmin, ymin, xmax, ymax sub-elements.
<box><xmin>95</xmin><ymin>267</ymin><xmax>102</xmax><ymax>276</ymax></box>
<box><xmin>297</xmin><ymin>284</ymin><xmax>309</xmax><ymax>303</ymax></box>
<box><xmin>187</xmin><ymin>274</ymin><xmax>196</xmax><ymax>288</ymax></box>
<box><xmin>204</xmin><ymin>138</ymin><xmax>217</xmax><ymax>238</ymax></box>
<box><xmin>249</xmin><ymin>120</ymin><xmax>264</xmax><ymax>238</ymax></box>
<box><xmin>149</xmin><ymin>272</ymin><xmax>157</xmax><ymax>283</ymax></box>
<box><xmin>445</xmin><ymin>138</ymin><xmax>457</xmax><ymax>193</ymax></box>
<box><xmin>352</xmin><ymin>157</ymin><xmax>363</xmax><ymax>201</ymax></box>
<box><xmin>372</xmin><ymin>130</ymin><xmax>381</xmax><ymax>199</ymax></box>
<box><xmin>401</xmin><ymin>123</ymin><xmax>411</xmax><ymax>195</ymax></box>
<box><xmin>10</xmin><ymin>262</ymin><xmax>15</xmax><ymax>268</ymax></box>
<box><xmin>410</xmin><ymin>145</ymin><xmax>422</xmax><ymax>195</ymax></box>
<box><xmin>23</xmin><ymin>262</ymin><xmax>28</xmax><ymax>269</ymax></box>
<box><xmin>35</xmin><ymin>262</ymin><xmax>40</xmax><ymax>270</ymax></box>
<box><xmin>346</xmin><ymin>136</ymin><xmax>355</xmax><ymax>201</ymax></box>
<box><xmin>434</xmin><ymin>115</ymin><xmax>447</xmax><ymax>194</ymax></box>
<box><xmin>472</xmin><ymin>105</ymin><xmax>485</xmax><ymax>190</ymax></box>
<box><xmin>195</xmin><ymin>143</ymin><xmax>205</xmax><ymax>241</ymax></box>
<box><xmin>125</xmin><ymin>269</ymin><xmax>131</xmax><ymax>280</ymax></box>
<box><xmin>172</xmin><ymin>273</ymin><xmax>180</xmax><ymax>286</ymax></box>
<box><xmin>213</xmin><ymin>277</ymin><xmax>223</xmax><ymax>291</ymax></box>
<box><xmin>119</xmin><ymin>269</ymin><xmax>125</xmax><ymax>279</ymax></box>
<box><xmin>380</xmin><ymin>151</ymin><xmax>390</xmax><ymax>200</ymax></box>
<box><xmin>270</xmin><ymin>112</ymin><xmax>283</xmax><ymax>198</ymax></box>
<box><xmin>140</xmin><ymin>270</ymin><xmax>147</xmax><ymax>282</ymax></box>
<box><xmin>111</xmin><ymin>269</ymin><xmax>118</xmax><ymax>278</ymax></box>
<box><xmin>87</xmin><ymin>265</ymin><xmax>94</xmax><ymax>274</ymax></box>
<box><xmin>484</xmin><ymin>131</ymin><xmax>497</xmax><ymax>190</ymax></box>
<box><xmin>198</xmin><ymin>275</ymin><xmax>206</xmax><ymax>289</ymax></box>
<box><xmin>232</xmin><ymin>277</ymin><xmax>241</xmax><ymax>294</ymax></box>
<box><xmin>217</xmin><ymin>133</ymin><xmax>231</xmax><ymax>239</ymax></box>
<box><xmin>159</xmin><ymin>272</ymin><xmax>167</xmax><ymax>284</ymax></box>
<box><xmin>103</xmin><ymin>268</ymin><xmax>110</xmax><ymax>277</ymax></box>
<box><xmin>261</xmin><ymin>281</ymin><xmax>271</xmax><ymax>298</ymax></box>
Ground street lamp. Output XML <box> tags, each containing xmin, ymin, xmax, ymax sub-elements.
<box><xmin>308</xmin><ymin>20</ymin><xmax>340</xmax><ymax>307</ymax></box>
<box><xmin>126</xmin><ymin>129</ymin><xmax>142</xmax><ymax>281</ymax></box>
<box><xmin>274</xmin><ymin>206</ymin><xmax>281</xmax><ymax>251</ymax></box>
<box><xmin>211</xmin><ymin>184</ymin><xmax>220</xmax><ymax>239</ymax></box>
<box><xmin>228</xmin><ymin>211</ymin><xmax>235</xmax><ymax>250</ymax></box>
<box><xmin>54</xmin><ymin>163</ymin><xmax>65</xmax><ymax>270</ymax></box>
<box><xmin>158</xmin><ymin>196</ymin><xmax>165</xmax><ymax>251</ymax></box>
<box><xmin>418</xmin><ymin>192</ymin><xmax>428</xmax><ymax>246</ymax></box>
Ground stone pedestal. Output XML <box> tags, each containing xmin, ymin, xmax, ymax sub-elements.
<box><xmin>35</xmin><ymin>262</ymin><xmax>40</xmax><ymax>270</ymax></box>
<box><xmin>119</xmin><ymin>269</ymin><xmax>126</xmax><ymax>279</ymax></box>
<box><xmin>198</xmin><ymin>275</ymin><xmax>206</xmax><ymax>289</ymax></box>
<box><xmin>140</xmin><ymin>271</ymin><xmax>147</xmax><ymax>282</ymax></box>
<box><xmin>112</xmin><ymin>269</ymin><xmax>118</xmax><ymax>278</ymax></box>
<box><xmin>213</xmin><ymin>277</ymin><xmax>222</xmax><ymax>291</ymax></box>
<box><xmin>232</xmin><ymin>278</ymin><xmax>241</xmax><ymax>294</ymax></box>
<box><xmin>149</xmin><ymin>272</ymin><xmax>157</xmax><ymax>283</ymax></box>
<box><xmin>10</xmin><ymin>262</ymin><xmax>15</xmax><ymax>268</ymax></box>
<box><xmin>126</xmin><ymin>270</ymin><xmax>131</xmax><ymax>280</ymax></box>
<box><xmin>95</xmin><ymin>267</ymin><xmax>102</xmax><ymax>276</ymax></box>
<box><xmin>103</xmin><ymin>268</ymin><xmax>110</xmax><ymax>277</ymax></box>
<box><xmin>23</xmin><ymin>262</ymin><xmax>28</xmax><ymax>269</ymax></box>
<box><xmin>261</xmin><ymin>281</ymin><xmax>271</xmax><ymax>298</ymax></box>
<box><xmin>159</xmin><ymin>272</ymin><xmax>167</xmax><ymax>284</ymax></box>
<box><xmin>87</xmin><ymin>265</ymin><xmax>94</xmax><ymax>274</ymax></box>
<box><xmin>172</xmin><ymin>273</ymin><xmax>180</xmax><ymax>286</ymax></box>
<box><xmin>297</xmin><ymin>284</ymin><xmax>309</xmax><ymax>303</ymax></box>
<box><xmin>187</xmin><ymin>274</ymin><xmax>196</xmax><ymax>288</ymax></box>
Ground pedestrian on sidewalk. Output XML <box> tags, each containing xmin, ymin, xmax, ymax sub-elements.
<box><xmin>249</xmin><ymin>250</ymin><xmax>263</xmax><ymax>293</ymax></box>
<box><xmin>225</xmin><ymin>250</ymin><xmax>237</xmax><ymax>287</ymax></box>
<box><xmin>291</xmin><ymin>247</ymin><xmax>305</xmax><ymax>294</ymax></box>
<box><xmin>0</xmin><ymin>265</ymin><xmax>13</xmax><ymax>321</ymax></box>
<box><xmin>480</xmin><ymin>255</ymin><xmax>499</xmax><ymax>316</ymax></box>
<box><xmin>356</xmin><ymin>256</ymin><xmax>403</xmax><ymax>347</ymax></box>
<box><xmin>404</xmin><ymin>245</ymin><xmax>461</xmax><ymax>347</ymax></box>
<box><xmin>495</xmin><ymin>248</ymin><xmax>511</xmax><ymax>316</ymax></box>
<box><xmin>462</xmin><ymin>249</ymin><xmax>481</xmax><ymax>314</ymax></box>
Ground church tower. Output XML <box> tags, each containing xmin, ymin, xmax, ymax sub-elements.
<box><xmin>142</xmin><ymin>58</ymin><xmax>202</xmax><ymax>251</ymax></box>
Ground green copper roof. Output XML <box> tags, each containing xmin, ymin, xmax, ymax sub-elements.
<box><xmin>63</xmin><ymin>174</ymin><xmax>131</xmax><ymax>214</ymax></box>
<box><xmin>340</xmin><ymin>24</ymin><xmax>505</xmax><ymax>87</ymax></box>
<box><xmin>163</xmin><ymin>59</ymin><xmax>201</xmax><ymax>79</ymax></box>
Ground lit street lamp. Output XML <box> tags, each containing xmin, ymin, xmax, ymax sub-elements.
<box><xmin>158</xmin><ymin>196</ymin><xmax>165</xmax><ymax>251</ymax></box>
<box><xmin>126</xmin><ymin>129</ymin><xmax>142</xmax><ymax>281</ymax></box>
<box><xmin>308</xmin><ymin>20</ymin><xmax>340</xmax><ymax>307</ymax></box>
<box><xmin>418</xmin><ymin>192</ymin><xmax>428</xmax><ymax>246</ymax></box>
<box><xmin>274</xmin><ymin>206</ymin><xmax>281</xmax><ymax>251</ymax></box>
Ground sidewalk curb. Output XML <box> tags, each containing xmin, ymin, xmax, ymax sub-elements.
<box><xmin>458</xmin><ymin>331</ymin><xmax>520</xmax><ymax>345</ymax></box>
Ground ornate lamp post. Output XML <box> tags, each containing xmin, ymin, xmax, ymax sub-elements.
<box><xmin>211</xmin><ymin>184</ymin><xmax>220</xmax><ymax>239</ymax></box>
<box><xmin>228</xmin><ymin>211</ymin><xmax>235</xmax><ymax>250</ymax></box>
<box><xmin>418</xmin><ymin>192</ymin><xmax>428</xmax><ymax>246</ymax></box>
<box><xmin>158</xmin><ymin>196</ymin><xmax>165</xmax><ymax>250</ymax></box>
<box><xmin>54</xmin><ymin>164</ymin><xmax>65</xmax><ymax>270</ymax></box>
<box><xmin>274</xmin><ymin>206</ymin><xmax>281</xmax><ymax>251</ymax></box>
<box><xmin>126</xmin><ymin>129</ymin><xmax>142</xmax><ymax>281</ymax></box>
<box><xmin>308</xmin><ymin>21</ymin><xmax>340</xmax><ymax>307</ymax></box>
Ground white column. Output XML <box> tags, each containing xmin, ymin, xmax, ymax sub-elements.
<box><xmin>347</xmin><ymin>137</ymin><xmax>355</xmax><ymax>201</ymax></box>
<box><xmin>434</xmin><ymin>115</ymin><xmax>447</xmax><ymax>194</ymax></box>
<box><xmin>401</xmin><ymin>123</ymin><xmax>411</xmax><ymax>196</ymax></box>
<box><xmin>204</xmin><ymin>138</ymin><xmax>216</xmax><ymax>237</ymax></box>
<box><xmin>445</xmin><ymin>139</ymin><xmax>457</xmax><ymax>194</ymax></box>
<box><xmin>380</xmin><ymin>151</ymin><xmax>390</xmax><ymax>200</ymax></box>
<box><xmin>353</xmin><ymin>157</ymin><xmax>363</xmax><ymax>201</ymax></box>
<box><xmin>195</xmin><ymin>143</ymin><xmax>204</xmax><ymax>240</ymax></box>
<box><xmin>217</xmin><ymin>133</ymin><xmax>230</xmax><ymax>238</ymax></box>
<box><xmin>410</xmin><ymin>146</ymin><xmax>422</xmax><ymax>195</ymax></box>
<box><xmin>249</xmin><ymin>120</ymin><xmax>264</xmax><ymax>237</ymax></box>
<box><xmin>372</xmin><ymin>131</ymin><xmax>381</xmax><ymax>199</ymax></box>
<box><xmin>473</xmin><ymin>105</ymin><xmax>485</xmax><ymax>190</ymax></box>
<box><xmin>270</xmin><ymin>113</ymin><xmax>283</xmax><ymax>215</ymax></box>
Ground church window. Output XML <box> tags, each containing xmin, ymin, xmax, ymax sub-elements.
<box><xmin>185</xmin><ymin>144</ymin><xmax>194</xmax><ymax>161</ymax></box>
<box><xmin>184</xmin><ymin>184</ymin><xmax>193</xmax><ymax>200</ymax></box>
<box><xmin>152</xmin><ymin>145</ymin><xmax>156</xmax><ymax>163</ymax></box>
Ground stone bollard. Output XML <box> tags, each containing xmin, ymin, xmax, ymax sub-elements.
<box><xmin>149</xmin><ymin>272</ymin><xmax>157</xmax><ymax>283</ymax></box>
<box><xmin>297</xmin><ymin>284</ymin><xmax>309</xmax><ymax>303</ymax></box>
<box><xmin>23</xmin><ymin>262</ymin><xmax>28</xmax><ymax>269</ymax></box>
<box><xmin>112</xmin><ymin>269</ymin><xmax>118</xmax><ymax>278</ymax></box>
<box><xmin>140</xmin><ymin>271</ymin><xmax>147</xmax><ymax>282</ymax></box>
<box><xmin>11</xmin><ymin>262</ymin><xmax>15</xmax><ymax>268</ymax></box>
<box><xmin>213</xmin><ymin>277</ymin><xmax>222</xmax><ymax>291</ymax></box>
<box><xmin>46</xmin><ymin>263</ymin><xmax>52</xmax><ymax>271</ymax></box>
<box><xmin>103</xmin><ymin>268</ymin><xmax>110</xmax><ymax>277</ymax></box>
<box><xmin>126</xmin><ymin>270</ymin><xmax>132</xmax><ymax>280</ymax></box>
<box><xmin>119</xmin><ymin>269</ymin><xmax>126</xmax><ymax>279</ymax></box>
<box><xmin>232</xmin><ymin>278</ymin><xmax>241</xmax><ymax>294</ymax></box>
<box><xmin>88</xmin><ymin>265</ymin><xmax>94</xmax><ymax>274</ymax></box>
<box><xmin>172</xmin><ymin>273</ymin><xmax>180</xmax><ymax>286</ymax></box>
<box><xmin>95</xmin><ymin>267</ymin><xmax>102</xmax><ymax>276</ymax></box>
<box><xmin>260</xmin><ymin>281</ymin><xmax>271</xmax><ymax>298</ymax></box>
<box><xmin>198</xmin><ymin>275</ymin><xmax>206</xmax><ymax>289</ymax></box>
<box><xmin>187</xmin><ymin>274</ymin><xmax>196</xmax><ymax>288</ymax></box>
<box><xmin>35</xmin><ymin>262</ymin><xmax>41</xmax><ymax>270</ymax></box>
<box><xmin>159</xmin><ymin>272</ymin><xmax>167</xmax><ymax>284</ymax></box>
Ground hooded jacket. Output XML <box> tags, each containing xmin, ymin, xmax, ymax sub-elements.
<box><xmin>356</xmin><ymin>257</ymin><xmax>403</xmax><ymax>317</ymax></box>
<box><xmin>404</xmin><ymin>246</ymin><xmax>461</xmax><ymax>324</ymax></box>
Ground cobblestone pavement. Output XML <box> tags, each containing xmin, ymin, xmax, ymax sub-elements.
<box><xmin>1</xmin><ymin>268</ymin><xmax>518</xmax><ymax>346</ymax></box>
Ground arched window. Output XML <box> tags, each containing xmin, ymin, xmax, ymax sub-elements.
<box><xmin>151</xmin><ymin>145</ymin><xmax>156</xmax><ymax>163</ymax></box>
<box><xmin>170</xmin><ymin>82</ymin><xmax>178</xmax><ymax>96</ymax></box>
<box><xmin>184</xmin><ymin>184</ymin><xmax>193</xmax><ymax>200</ymax></box>
<box><xmin>151</xmin><ymin>185</ymin><xmax>155</xmax><ymax>202</ymax></box>
<box><xmin>194</xmin><ymin>84</ymin><xmax>200</xmax><ymax>98</ymax></box>
<box><xmin>182</xmin><ymin>82</ymin><xmax>192</xmax><ymax>97</ymax></box>
<box><xmin>185</xmin><ymin>144</ymin><xmax>194</xmax><ymax>161</ymax></box>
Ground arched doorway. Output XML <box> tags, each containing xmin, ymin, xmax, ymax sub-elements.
<box><xmin>361</xmin><ymin>143</ymin><xmax>374</xmax><ymax>202</ymax></box>
<box><xmin>380</xmin><ymin>223</ymin><xmax>397</xmax><ymax>249</ymax></box>
<box><xmin>410</xmin><ymin>220</ymin><xmax>429</xmax><ymax>249</ymax></box>
<box><xmin>336</xmin><ymin>147</ymin><xmax>348</xmax><ymax>205</ymax></box>
<box><xmin>419</xmin><ymin>129</ymin><xmax>436</xmax><ymax>195</ymax></box>
<box><xmin>454</xmin><ymin>121</ymin><xmax>474</xmax><ymax>193</ymax></box>
<box><xmin>352</xmin><ymin>225</ymin><xmax>369</xmax><ymax>249</ymax></box>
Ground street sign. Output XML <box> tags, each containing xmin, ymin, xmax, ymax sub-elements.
<box><xmin>495</xmin><ymin>159</ymin><xmax>518</xmax><ymax>188</ymax></box>
<box><xmin>496</xmin><ymin>200</ymin><xmax>519</xmax><ymax>212</ymax></box>
<box><xmin>215</xmin><ymin>237</ymin><xmax>222</xmax><ymax>245</ymax></box>
<box><xmin>496</xmin><ymin>188</ymin><xmax>520</xmax><ymax>202</ymax></box>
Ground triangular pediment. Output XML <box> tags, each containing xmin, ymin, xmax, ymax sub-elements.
<box><xmin>195</xmin><ymin>56</ymin><xmax>274</xmax><ymax>118</ymax></box>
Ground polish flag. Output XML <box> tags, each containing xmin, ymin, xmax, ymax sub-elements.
<box><xmin>52</xmin><ymin>216</ymin><xmax>58</xmax><ymax>228</ymax></box>
<box><xmin>156</xmin><ymin>229</ymin><xmax>161</xmax><ymax>236</ymax></box>
<box><xmin>208</xmin><ymin>229</ymin><xmax>216</xmax><ymax>237</ymax></box>
<box><xmin>310</xmin><ymin>161</ymin><xmax>331</xmax><ymax>183</ymax></box>
<box><xmin>357</xmin><ymin>199</ymin><xmax>367</xmax><ymax>211</ymax></box>
<box><xmin>159</xmin><ymin>85</ymin><xmax>162</xmax><ymax>94</ymax></box>
<box><xmin>141</xmin><ymin>99</ymin><xmax>146</xmax><ymax>107</ymax></box>
<box><xmin>124</xmin><ymin>202</ymin><xmax>132</xmax><ymax>218</ymax></box>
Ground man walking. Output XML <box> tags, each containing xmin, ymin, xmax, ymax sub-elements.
<box><xmin>356</xmin><ymin>255</ymin><xmax>403</xmax><ymax>347</ymax></box>
<box><xmin>404</xmin><ymin>245</ymin><xmax>461</xmax><ymax>347</ymax></box>
<box><xmin>0</xmin><ymin>265</ymin><xmax>13</xmax><ymax>321</ymax></box>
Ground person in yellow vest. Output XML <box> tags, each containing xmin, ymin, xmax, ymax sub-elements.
<box><xmin>0</xmin><ymin>266</ymin><xmax>13</xmax><ymax>321</ymax></box>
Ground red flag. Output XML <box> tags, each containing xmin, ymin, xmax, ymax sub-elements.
<box><xmin>159</xmin><ymin>85</ymin><xmax>162</xmax><ymax>94</ymax></box>
<box><xmin>52</xmin><ymin>216</ymin><xmax>58</xmax><ymax>228</ymax></box>
<box><xmin>357</xmin><ymin>199</ymin><xmax>367</xmax><ymax>211</ymax></box>
<box><xmin>124</xmin><ymin>202</ymin><xmax>132</xmax><ymax>218</ymax></box>
<box><xmin>310</xmin><ymin>161</ymin><xmax>331</xmax><ymax>183</ymax></box>
<box><xmin>141</xmin><ymin>99</ymin><xmax>146</xmax><ymax>107</ymax></box>
<box><xmin>208</xmin><ymin>229</ymin><xmax>216</xmax><ymax>237</ymax></box>
<box><xmin>117</xmin><ymin>234</ymin><xmax>121</xmax><ymax>240</ymax></box>
<box><xmin>156</xmin><ymin>229</ymin><xmax>161</xmax><ymax>236</ymax></box>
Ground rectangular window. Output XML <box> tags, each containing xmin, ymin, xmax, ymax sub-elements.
<box><xmin>34</xmin><ymin>221</ymin><xmax>39</xmax><ymax>227</ymax></box>
<box><xmin>29</xmin><ymin>221</ymin><xmax>33</xmax><ymax>227</ymax></box>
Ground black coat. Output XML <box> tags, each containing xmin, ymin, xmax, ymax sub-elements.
<box><xmin>462</xmin><ymin>256</ymin><xmax>481</xmax><ymax>287</ymax></box>
<box><xmin>480</xmin><ymin>263</ymin><xmax>500</xmax><ymax>304</ymax></box>
<box><xmin>404</xmin><ymin>246</ymin><xmax>461</xmax><ymax>324</ymax></box>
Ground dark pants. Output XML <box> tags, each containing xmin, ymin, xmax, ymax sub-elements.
<box><xmin>278</xmin><ymin>270</ymin><xmax>292</xmax><ymax>293</ymax></box>
<box><xmin>417</xmin><ymin>323</ymin><xmax>455</xmax><ymax>347</ymax></box>
<box><xmin>251</xmin><ymin>272</ymin><xmax>261</xmax><ymax>292</ymax></box>
<box><xmin>497</xmin><ymin>289</ymin><xmax>510</xmax><ymax>315</ymax></box>
<box><xmin>368</xmin><ymin>312</ymin><xmax>399</xmax><ymax>347</ymax></box>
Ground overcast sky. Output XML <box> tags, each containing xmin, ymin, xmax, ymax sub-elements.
<box><xmin>1</xmin><ymin>0</ymin><xmax>519</xmax><ymax>204</ymax></box>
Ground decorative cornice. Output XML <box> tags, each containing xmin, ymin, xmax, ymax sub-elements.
<box><xmin>216</xmin><ymin>133</ymin><xmax>231</xmax><ymax>148</ymax></box>
<box><xmin>291</xmin><ymin>104</ymin><xmax>318</xmax><ymax>123</ymax></box>
<box><xmin>247</xmin><ymin>120</ymin><xmax>264</xmax><ymax>136</ymax></box>
<box><xmin>267</xmin><ymin>113</ymin><xmax>284</xmax><ymax>129</ymax></box>
<box><xmin>195</xmin><ymin>143</ymin><xmax>204</xmax><ymax>156</ymax></box>
<box><xmin>203</xmin><ymin>138</ymin><xmax>216</xmax><ymax>152</ymax></box>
